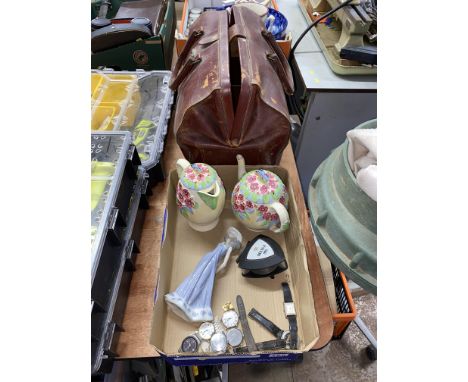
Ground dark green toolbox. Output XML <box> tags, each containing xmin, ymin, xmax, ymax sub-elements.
<box><xmin>91</xmin><ymin>0</ymin><xmax>176</xmax><ymax>70</ymax></box>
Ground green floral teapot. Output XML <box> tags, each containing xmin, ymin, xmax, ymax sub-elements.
<box><xmin>176</xmin><ymin>159</ymin><xmax>226</xmax><ymax>232</ymax></box>
<box><xmin>231</xmin><ymin>155</ymin><xmax>290</xmax><ymax>233</ymax></box>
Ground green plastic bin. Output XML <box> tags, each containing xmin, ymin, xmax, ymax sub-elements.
<box><xmin>308</xmin><ymin>119</ymin><xmax>377</xmax><ymax>294</ymax></box>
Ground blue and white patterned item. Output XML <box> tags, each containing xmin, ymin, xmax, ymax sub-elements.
<box><xmin>265</xmin><ymin>8</ymin><xmax>288</xmax><ymax>40</ymax></box>
<box><xmin>165</xmin><ymin>228</ymin><xmax>243</xmax><ymax>322</ymax></box>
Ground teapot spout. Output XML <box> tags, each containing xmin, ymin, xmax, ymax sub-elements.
<box><xmin>236</xmin><ymin>155</ymin><xmax>246</xmax><ymax>180</ymax></box>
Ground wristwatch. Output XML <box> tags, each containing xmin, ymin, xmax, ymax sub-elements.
<box><xmin>198</xmin><ymin>322</ymin><xmax>215</xmax><ymax>340</ymax></box>
<box><xmin>233</xmin><ymin>339</ymin><xmax>287</xmax><ymax>353</ymax></box>
<box><xmin>210</xmin><ymin>332</ymin><xmax>228</xmax><ymax>352</ymax></box>
<box><xmin>221</xmin><ymin>302</ymin><xmax>239</xmax><ymax>328</ymax></box>
<box><xmin>199</xmin><ymin>340</ymin><xmax>211</xmax><ymax>353</ymax></box>
<box><xmin>180</xmin><ymin>334</ymin><xmax>200</xmax><ymax>353</ymax></box>
<box><xmin>226</xmin><ymin>327</ymin><xmax>243</xmax><ymax>347</ymax></box>
<box><xmin>248</xmin><ymin>308</ymin><xmax>289</xmax><ymax>340</ymax></box>
<box><xmin>236</xmin><ymin>295</ymin><xmax>257</xmax><ymax>352</ymax></box>
<box><xmin>282</xmin><ymin>282</ymin><xmax>298</xmax><ymax>349</ymax></box>
<box><xmin>210</xmin><ymin>317</ymin><xmax>228</xmax><ymax>353</ymax></box>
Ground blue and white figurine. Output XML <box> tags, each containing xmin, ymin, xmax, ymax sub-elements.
<box><xmin>165</xmin><ymin>227</ymin><xmax>243</xmax><ymax>322</ymax></box>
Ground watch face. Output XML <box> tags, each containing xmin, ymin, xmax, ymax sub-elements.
<box><xmin>200</xmin><ymin>340</ymin><xmax>211</xmax><ymax>353</ymax></box>
<box><xmin>222</xmin><ymin>310</ymin><xmax>239</xmax><ymax>328</ymax></box>
<box><xmin>181</xmin><ymin>336</ymin><xmax>199</xmax><ymax>353</ymax></box>
<box><xmin>198</xmin><ymin>322</ymin><xmax>215</xmax><ymax>340</ymax></box>
<box><xmin>226</xmin><ymin>328</ymin><xmax>243</xmax><ymax>347</ymax></box>
<box><xmin>210</xmin><ymin>332</ymin><xmax>227</xmax><ymax>353</ymax></box>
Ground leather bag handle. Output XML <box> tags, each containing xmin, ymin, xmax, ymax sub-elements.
<box><xmin>261</xmin><ymin>30</ymin><xmax>294</xmax><ymax>95</ymax></box>
<box><xmin>169</xmin><ymin>29</ymin><xmax>204</xmax><ymax>90</ymax></box>
<box><xmin>169</xmin><ymin>53</ymin><xmax>202</xmax><ymax>90</ymax></box>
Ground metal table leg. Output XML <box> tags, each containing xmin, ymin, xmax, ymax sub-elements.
<box><xmin>221</xmin><ymin>364</ymin><xmax>229</xmax><ymax>382</ymax></box>
<box><xmin>354</xmin><ymin>315</ymin><xmax>377</xmax><ymax>361</ymax></box>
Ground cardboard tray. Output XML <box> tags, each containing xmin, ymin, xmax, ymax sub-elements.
<box><xmin>149</xmin><ymin>165</ymin><xmax>319</xmax><ymax>365</ymax></box>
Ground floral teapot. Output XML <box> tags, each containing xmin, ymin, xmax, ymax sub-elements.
<box><xmin>176</xmin><ymin>159</ymin><xmax>226</xmax><ymax>232</ymax></box>
<box><xmin>231</xmin><ymin>155</ymin><xmax>290</xmax><ymax>233</ymax></box>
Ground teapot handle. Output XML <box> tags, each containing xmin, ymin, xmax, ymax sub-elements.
<box><xmin>270</xmin><ymin>202</ymin><xmax>290</xmax><ymax>233</ymax></box>
<box><xmin>176</xmin><ymin>158</ymin><xmax>191</xmax><ymax>178</ymax></box>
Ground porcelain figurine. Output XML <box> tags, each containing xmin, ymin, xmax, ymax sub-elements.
<box><xmin>176</xmin><ymin>159</ymin><xmax>226</xmax><ymax>232</ymax></box>
<box><xmin>165</xmin><ymin>227</ymin><xmax>243</xmax><ymax>322</ymax></box>
<box><xmin>232</xmin><ymin>155</ymin><xmax>290</xmax><ymax>233</ymax></box>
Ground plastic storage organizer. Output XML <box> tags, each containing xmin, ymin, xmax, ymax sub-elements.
<box><xmin>91</xmin><ymin>131</ymin><xmax>138</xmax><ymax>274</ymax></box>
<box><xmin>91</xmin><ymin>131</ymin><xmax>149</xmax><ymax>375</ymax></box>
<box><xmin>91</xmin><ymin>69</ymin><xmax>173</xmax><ymax>176</ymax></box>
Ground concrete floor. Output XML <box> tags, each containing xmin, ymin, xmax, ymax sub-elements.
<box><xmin>229</xmin><ymin>294</ymin><xmax>377</xmax><ymax>382</ymax></box>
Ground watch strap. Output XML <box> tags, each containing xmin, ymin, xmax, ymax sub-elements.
<box><xmin>281</xmin><ymin>282</ymin><xmax>298</xmax><ymax>349</ymax></box>
<box><xmin>233</xmin><ymin>339</ymin><xmax>287</xmax><ymax>353</ymax></box>
<box><xmin>248</xmin><ymin>308</ymin><xmax>284</xmax><ymax>339</ymax></box>
<box><xmin>236</xmin><ymin>295</ymin><xmax>258</xmax><ymax>352</ymax></box>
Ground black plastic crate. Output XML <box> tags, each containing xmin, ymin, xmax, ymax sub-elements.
<box><xmin>92</xmin><ymin>168</ymin><xmax>149</xmax><ymax>375</ymax></box>
<box><xmin>91</xmin><ymin>132</ymin><xmax>149</xmax><ymax>375</ymax></box>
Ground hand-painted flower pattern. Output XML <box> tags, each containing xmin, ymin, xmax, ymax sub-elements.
<box><xmin>177</xmin><ymin>182</ymin><xmax>199</xmax><ymax>217</ymax></box>
<box><xmin>232</xmin><ymin>169</ymin><xmax>288</xmax><ymax>230</ymax></box>
<box><xmin>258</xmin><ymin>205</ymin><xmax>268</xmax><ymax>212</ymax></box>
<box><xmin>184</xmin><ymin>163</ymin><xmax>210</xmax><ymax>183</ymax></box>
<box><xmin>244</xmin><ymin>170</ymin><xmax>282</xmax><ymax>195</ymax></box>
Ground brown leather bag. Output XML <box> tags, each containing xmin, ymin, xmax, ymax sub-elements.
<box><xmin>169</xmin><ymin>6</ymin><xmax>294</xmax><ymax>165</ymax></box>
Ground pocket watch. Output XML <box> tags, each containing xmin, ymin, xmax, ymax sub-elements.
<box><xmin>221</xmin><ymin>302</ymin><xmax>239</xmax><ymax>328</ymax></box>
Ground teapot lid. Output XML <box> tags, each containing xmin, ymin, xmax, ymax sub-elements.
<box><xmin>180</xmin><ymin>163</ymin><xmax>217</xmax><ymax>191</ymax></box>
<box><xmin>239</xmin><ymin>169</ymin><xmax>284</xmax><ymax>204</ymax></box>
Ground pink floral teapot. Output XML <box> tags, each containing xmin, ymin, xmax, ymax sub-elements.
<box><xmin>176</xmin><ymin>159</ymin><xmax>226</xmax><ymax>232</ymax></box>
<box><xmin>231</xmin><ymin>155</ymin><xmax>290</xmax><ymax>233</ymax></box>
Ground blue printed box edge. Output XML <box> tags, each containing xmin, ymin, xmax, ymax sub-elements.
<box><xmin>160</xmin><ymin>352</ymin><xmax>302</xmax><ymax>366</ymax></box>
